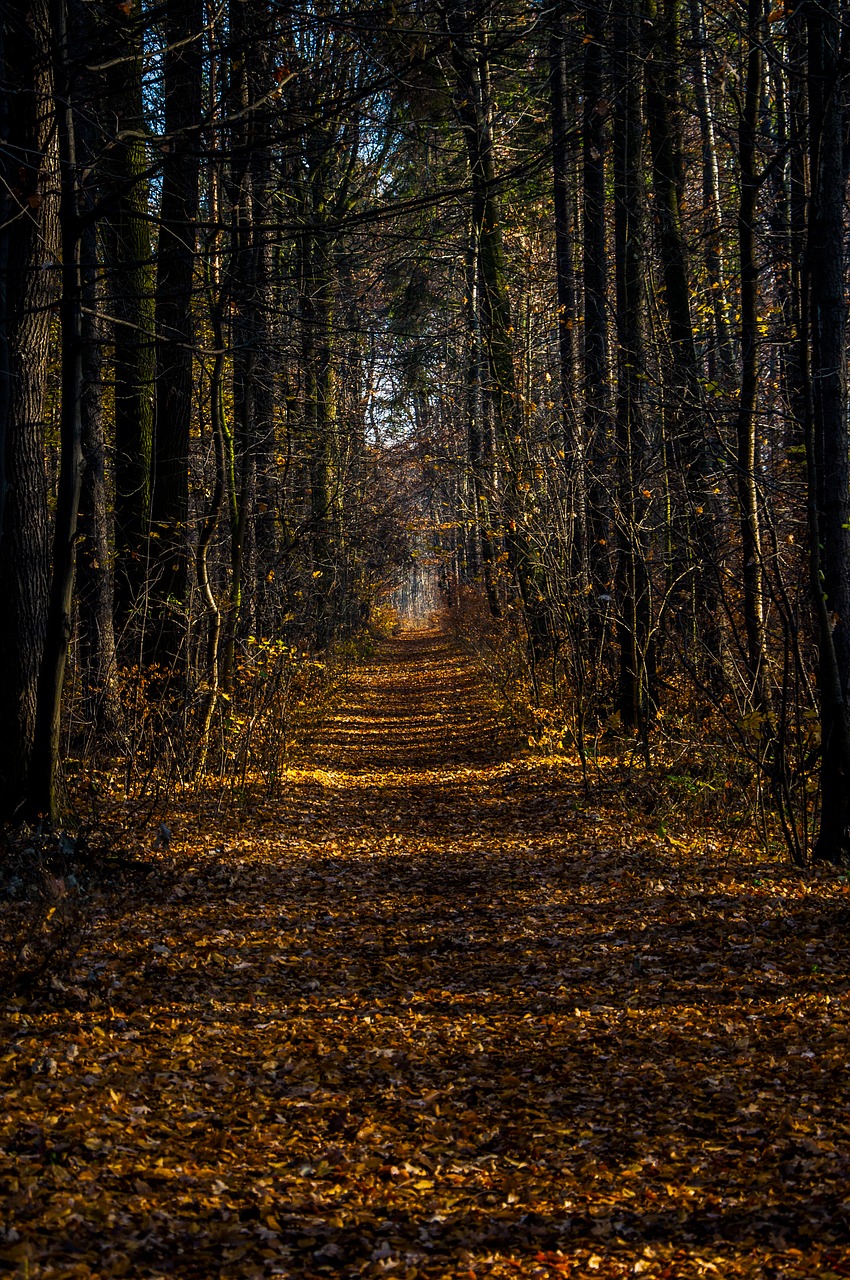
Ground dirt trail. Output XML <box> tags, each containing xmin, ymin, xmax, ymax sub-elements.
<box><xmin>296</xmin><ymin>629</ymin><xmax>518</xmax><ymax>772</ymax></box>
<box><xmin>2</xmin><ymin>631</ymin><xmax>849</xmax><ymax>1279</ymax></box>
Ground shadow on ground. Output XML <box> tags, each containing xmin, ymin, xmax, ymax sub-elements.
<box><xmin>3</xmin><ymin>630</ymin><xmax>849</xmax><ymax>1279</ymax></box>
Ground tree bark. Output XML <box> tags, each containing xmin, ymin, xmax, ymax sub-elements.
<box><xmin>104</xmin><ymin>0</ymin><xmax>155</xmax><ymax>629</ymax></box>
<box><xmin>582</xmin><ymin>0</ymin><xmax>611</xmax><ymax>604</ymax></box>
<box><xmin>549</xmin><ymin>0</ymin><xmax>585</xmax><ymax>580</ymax></box>
<box><xmin>299</xmin><ymin>223</ymin><xmax>337</xmax><ymax>649</ymax></box>
<box><xmin>688</xmin><ymin>0</ymin><xmax>734</xmax><ymax>380</ymax></box>
<box><xmin>0</xmin><ymin>0</ymin><xmax>55</xmax><ymax>822</ymax></box>
<box><xmin>613</xmin><ymin>0</ymin><xmax>653</xmax><ymax>736</ymax></box>
<box><xmin>805</xmin><ymin>0</ymin><xmax>850</xmax><ymax>862</ymax></box>
<box><xmin>71</xmin><ymin>0</ymin><xmax>119</xmax><ymax>735</ymax></box>
<box><xmin>28</xmin><ymin>0</ymin><xmax>85</xmax><ymax>823</ymax></box>
<box><xmin>734</xmin><ymin>0</ymin><xmax>770</xmax><ymax>715</ymax></box>
<box><xmin>147</xmin><ymin>0</ymin><xmax>203</xmax><ymax>671</ymax></box>
<box><xmin>465</xmin><ymin>216</ymin><xmax>501</xmax><ymax>617</ymax></box>
<box><xmin>644</xmin><ymin>0</ymin><xmax>718</xmax><ymax>658</ymax></box>
<box><xmin>445</xmin><ymin>0</ymin><xmax>550</xmax><ymax>661</ymax></box>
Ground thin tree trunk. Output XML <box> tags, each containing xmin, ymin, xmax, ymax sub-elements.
<box><xmin>786</xmin><ymin>5</ymin><xmax>809</xmax><ymax>446</ymax></box>
<box><xmin>735</xmin><ymin>0</ymin><xmax>770</xmax><ymax>714</ymax></box>
<box><xmin>549</xmin><ymin>0</ymin><xmax>585</xmax><ymax>582</ymax></box>
<box><xmin>644</xmin><ymin>0</ymin><xmax>718</xmax><ymax>659</ymax></box>
<box><xmin>688</xmin><ymin>0</ymin><xmax>735</xmax><ymax>379</ymax></box>
<box><xmin>105</xmin><ymin>0</ymin><xmax>155</xmax><ymax>628</ymax></box>
<box><xmin>196</xmin><ymin>139</ymin><xmax>226</xmax><ymax>754</ymax></box>
<box><xmin>71</xmin><ymin>0</ymin><xmax>119</xmax><ymax>734</ymax></box>
<box><xmin>466</xmin><ymin>216</ymin><xmax>500</xmax><ymax>616</ymax></box>
<box><xmin>224</xmin><ymin>0</ymin><xmax>262</xmax><ymax>668</ymax></box>
<box><xmin>28</xmin><ymin>0</ymin><xmax>85</xmax><ymax>823</ymax></box>
<box><xmin>445</xmin><ymin>0</ymin><xmax>550</xmax><ymax>661</ymax></box>
<box><xmin>252</xmin><ymin>142</ymin><xmax>278</xmax><ymax>628</ymax></box>
<box><xmin>195</xmin><ymin>338</ymin><xmax>226</xmax><ymax>761</ymax></box>
<box><xmin>298</xmin><ymin>220</ymin><xmax>337</xmax><ymax>651</ymax></box>
<box><xmin>613</xmin><ymin>0</ymin><xmax>653</xmax><ymax>737</ymax></box>
<box><xmin>582</xmin><ymin>0</ymin><xmax>611</xmax><ymax>605</ymax></box>
<box><xmin>148</xmin><ymin>0</ymin><xmax>202</xmax><ymax>670</ymax></box>
<box><xmin>77</xmin><ymin>234</ymin><xmax>119</xmax><ymax>732</ymax></box>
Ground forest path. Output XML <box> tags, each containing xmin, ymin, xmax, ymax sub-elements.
<box><xmin>3</xmin><ymin>630</ymin><xmax>850</xmax><ymax>1279</ymax></box>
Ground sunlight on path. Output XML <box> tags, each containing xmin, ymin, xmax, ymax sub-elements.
<box><xmin>2</xmin><ymin>630</ymin><xmax>849</xmax><ymax>1279</ymax></box>
<box><xmin>301</xmin><ymin>627</ymin><xmax>517</xmax><ymax>772</ymax></box>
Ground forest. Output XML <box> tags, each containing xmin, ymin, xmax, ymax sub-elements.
<box><xmin>2</xmin><ymin>0</ymin><xmax>850</xmax><ymax>857</ymax></box>
<box><xmin>2</xmin><ymin>1</ymin><xmax>850</xmax><ymax>1276</ymax></box>
<box><xmin>3</xmin><ymin>0</ymin><xmax>850</xmax><ymax>860</ymax></box>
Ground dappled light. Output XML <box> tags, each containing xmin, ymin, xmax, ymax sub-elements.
<box><xmin>4</xmin><ymin>0</ymin><xmax>850</xmax><ymax>1271</ymax></box>
<box><xmin>2</xmin><ymin>631</ymin><xmax>849</xmax><ymax>1278</ymax></box>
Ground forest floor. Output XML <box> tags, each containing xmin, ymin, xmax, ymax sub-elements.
<box><xmin>2</xmin><ymin>629</ymin><xmax>850</xmax><ymax>1280</ymax></box>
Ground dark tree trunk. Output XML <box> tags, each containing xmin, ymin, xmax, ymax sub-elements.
<box><xmin>148</xmin><ymin>0</ymin><xmax>202</xmax><ymax>671</ymax></box>
<box><xmin>785</xmin><ymin>6</ymin><xmax>809</xmax><ymax>447</ymax></box>
<box><xmin>644</xmin><ymin>0</ymin><xmax>701</xmax><ymax>419</ymax></box>
<box><xmin>252</xmin><ymin>148</ymin><xmax>278</xmax><ymax>633</ymax></box>
<box><xmin>77</xmin><ymin>265</ymin><xmax>119</xmax><ymax>733</ymax></box>
<box><xmin>221</xmin><ymin>0</ymin><xmax>268</xmax><ymax>676</ymax></box>
<box><xmin>241</xmin><ymin>0</ymin><xmax>276</xmax><ymax>637</ymax></box>
<box><xmin>549</xmin><ymin>0</ymin><xmax>585</xmax><ymax>579</ymax></box>
<box><xmin>70</xmin><ymin>0</ymin><xmax>119</xmax><ymax>735</ymax></box>
<box><xmin>582</xmin><ymin>0</ymin><xmax>611</xmax><ymax>604</ymax></box>
<box><xmin>299</xmin><ymin>224</ymin><xmax>337</xmax><ymax>650</ymax></box>
<box><xmin>613</xmin><ymin>0</ymin><xmax>653</xmax><ymax>736</ymax></box>
<box><xmin>445</xmin><ymin>0</ymin><xmax>550</xmax><ymax>661</ymax></box>
<box><xmin>196</xmin><ymin>106</ymin><xmax>226</xmax><ymax>757</ymax></box>
<box><xmin>0</xmin><ymin>0</ymin><xmax>55</xmax><ymax>822</ymax></box>
<box><xmin>465</xmin><ymin>218</ymin><xmax>500</xmax><ymax>618</ymax></box>
<box><xmin>688</xmin><ymin>0</ymin><xmax>734</xmax><ymax>380</ymax></box>
<box><xmin>104</xmin><ymin>0</ymin><xmax>155</xmax><ymax>629</ymax></box>
<box><xmin>735</xmin><ymin>0</ymin><xmax>770</xmax><ymax>714</ymax></box>
<box><xmin>644</xmin><ymin>0</ymin><xmax>718</xmax><ymax>657</ymax></box>
<box><xmin>805</xmin><ymin>0</ymin><xmax>850</xmax><ymax>862</ymax></box>
<box><xmin>28</xmin><ymin>0</ymin><xmax>85</xmax><ymax>823</ymax></box>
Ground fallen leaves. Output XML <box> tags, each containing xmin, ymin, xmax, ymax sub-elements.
<box><xmin>1</xmin><ymin>631</ymin><xmax>849</xmax><ymax>1278</ymax></box>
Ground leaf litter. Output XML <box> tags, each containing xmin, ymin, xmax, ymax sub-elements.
<box><xmin>2</xmin><ymin>630</ymin><xmax>850</xmax><ymax>1279</ymax></box>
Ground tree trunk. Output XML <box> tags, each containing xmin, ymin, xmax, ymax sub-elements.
<box><xmin>221</xmin><ymin>6</ymin><xmax>257</xmax><ymax>684</ymax></box>
<box><xmin>688</xmin><ymin>0</ymin><xmax>734</xmax><ymax>380</ymax></box>
<box><xmin>465</xmin><ymin>216</ymin><xmax>501</xmax><ymax>617</ymax></box>
<box><xmin>28</xmin><ymin>0</ymin><xmax>85</xmax><ymax>823</ymax></box>
<box><xmin>299</xmin><ymin>224</ymin><xmax>337</xmax><ymax>649</ymax></box>
<box><xmin>613</xmin><ymin>0</ymin><xmax>653</xmax><ymax>737</ymax></box>
<box><xmin>785</xmin><ymin>5</ymin><xmax>809</xmax><ymax>450</ymax></box>
<box><xmin>549</xmin><ymin>0</ymin><xmax>586</xmax><ymax>581</ymax></box>
<box><xmin>252</xmin><ymin>148</ymin><xmax>278</xmax><ymax>633</ymax></box>
<box><xmin>148</xmin><ymin>0</ymin><xmax>202</xmax><ymax>671</ymax></box>
<box><xmin>0</xmin><ymin>0</ymin><xmax>55</xmax><ymax>822</ymax></box>
<box><xmin>735</xmin><ymin>0</ymin><xmax>770</xmax><ymax>714</ymax></box>
<box><xmin>196</xmin><ymin>139</ymin><xmax>226</xmax><ymax>750</ymax></box>
<box><xmin>582</xmin><ymin>0</ymin><xmax>611</xmax><ymax>605</ymax></box>
<box><xmin>644</xmin><ymin>0</ymin><xmax>718</xmax><ymax>659</ymax></box>
<box><xmin>805</xmin><ymin>0</ymin><xmax>850</xmax><ymax>862</ymax></box>
<box><xmin>445</xmin><ymin>0</ymin><xmax>550</xmax><ymax>661</ymax></box>
<box><xmin>104</xmin><ymin>0</ymin><xmax>155</xmax><ymax>629</ymax></box>
<box><xmin>70</xmin><ymin>0</ymin><xmax>119</xmax><ymax>735</ymax></box>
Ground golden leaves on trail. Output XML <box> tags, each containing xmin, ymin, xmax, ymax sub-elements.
<box><xmin>2</xmin><ymin>629</ymin><xmax>850</xmax><ymax>1278</ymax></box>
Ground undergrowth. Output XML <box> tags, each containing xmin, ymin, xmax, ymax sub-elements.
<box><xmin>446</xmin><ymin>584</ymin><xmax>818</xmax><ymax>865</ymax></box>
<box><xmin>1</xmin><ymin>611</ymin><xmax>402</xmax><ymax>997</ymax></box>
